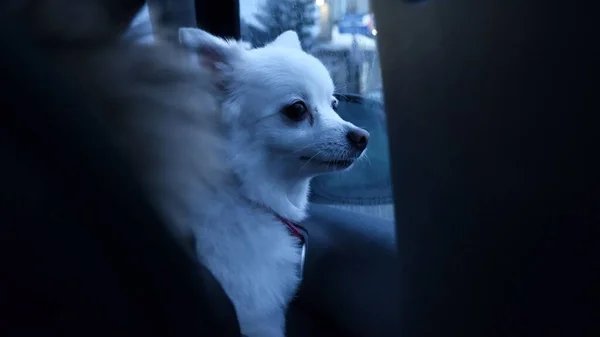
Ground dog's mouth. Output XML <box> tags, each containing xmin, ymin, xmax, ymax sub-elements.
<box><xmin>299</xmin><ymin>156</ymin><xmax>356</xmax><ymax>169</ymax></box>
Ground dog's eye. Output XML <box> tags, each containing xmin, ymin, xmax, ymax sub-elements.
<box><xmin>331</xmin><ymin>99</ymin><xmax>339</xmax><ymax>111</ymax></box>
<box><xmin>282</xmin><ymin>101</ymin><xmax>309</xmax><ymax>122</ymax></box>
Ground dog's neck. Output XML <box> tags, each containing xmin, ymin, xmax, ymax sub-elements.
<box><xmin>230</xmin><ymin>151</ymin><xmax>311</xmax><ymax>223</ymax></box>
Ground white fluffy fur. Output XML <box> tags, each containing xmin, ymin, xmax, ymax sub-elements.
<box><xmin>180</xmin><ymin>28</ymin><xmax>370</xmax><ymax>337</ymax></box>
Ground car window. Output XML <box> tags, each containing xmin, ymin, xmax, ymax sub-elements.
<box><xmin>240</xmin><ymin>0</ymin><xmax>394</xmax><ymax>220</ymax></box>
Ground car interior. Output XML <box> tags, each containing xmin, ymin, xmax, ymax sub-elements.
<box><xmin>1</xmin><ymin>0</ymin><xmax>594</xmax><ymax>337</ymax></box>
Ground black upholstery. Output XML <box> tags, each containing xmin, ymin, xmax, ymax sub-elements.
<box><xmin>194</xmin><ymin>0</ymin><xmax>240</xmax><ymax>39</ymax></box>
<box><xmin>291</xmin><ymin>204</ymin><xmax>399</xmax><ymax>337</ymax></box>
<box><xmin>375</xmin><ymin>0</ymin><xmax>596</xmax><ymax>335</ymax></box>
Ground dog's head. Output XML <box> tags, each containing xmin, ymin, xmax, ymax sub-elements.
<box><xmin>179</xmin><ymin>29</ymin><xmax>369</xmax><ymax>178</ymax></box>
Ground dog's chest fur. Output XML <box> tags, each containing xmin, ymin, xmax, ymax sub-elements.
<box><xmin>191</xmin><ymin>191</ymin><xmax>302</xmax><ymax>330</ymax></box>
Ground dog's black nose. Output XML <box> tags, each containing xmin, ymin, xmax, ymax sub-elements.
<box><xmin>346</xmin><ymin>128</ymin><xmax>369</xmax><ymax>151</ymax></box>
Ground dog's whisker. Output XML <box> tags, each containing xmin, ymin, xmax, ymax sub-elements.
<box><xmin>291</xmin><ymin>141</ymin><xmax>325</xmax><ymax>154</ymax></box>
<box><xmin>360</xmin><ymin>152</ymin><xmax>372</xmax><ymax>167</ymax></box>
<box><xmin>299</xmin><ymin>150</ymin><xmax>325</xmax><ymax>170</ymax></box>
<box><xmin>325</xmin><ymin>150</ymin><xmax>346</xmax><ymax>172</ymax></box>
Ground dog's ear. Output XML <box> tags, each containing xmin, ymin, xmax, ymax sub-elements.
<box><xmin>179</xmin><ymin>27</ymin><xmax>243</xmax><ymax>75</ymax></box>
<box><xmin>267</xmin><ymin>30</ymin><xmax>302</xmax><ymax>50</ymax></box>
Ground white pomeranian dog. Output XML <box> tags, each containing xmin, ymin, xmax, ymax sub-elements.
<box><xmin>179</xmin><ymin>28</ymin><xmax>370</xmax><ymax>337</ymax></box>
<box><xmin>10</xmin><ymin>0</ymin><xmax>369</xmax><ymax>333</ymax></box>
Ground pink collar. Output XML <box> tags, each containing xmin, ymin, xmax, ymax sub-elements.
<box><xmin>275</xmin><ymin>214</ymin><xmax>305</xmax><ymax>244</ymax></box>
<box><xmin>242</xmin><ymin>196</ymin><xmax>305</xmax><ymax>243</ymax></box>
